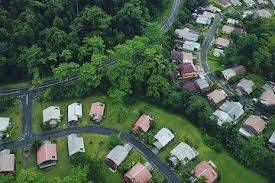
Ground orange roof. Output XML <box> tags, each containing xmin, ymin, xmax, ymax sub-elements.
<box><xmin>37</xmin><ymin>143</ymin><xmax>57</xmax><ymax>165</ymax></box>
<box><xmin>124</xmin><ymin>163</ymin><xmax>152</xmax><ymax>183</ymax></box>
<box><xmin>193</xmin><ymin>161</ymin><xmax>218</xmax><ymax>183</ymax></box>
<box><xmin>132</xmin><ymin>115</ymin><xmax>152</xmax><ymax>132</ymax></box>
<box><xmin>89</xmin><ymin>102</ymin><xmax>105</xmax><ymax>116</ymax></box>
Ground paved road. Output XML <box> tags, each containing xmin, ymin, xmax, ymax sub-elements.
<box><xmin>162</xmin><ymin>0</ymin><xmax>182</xmax><ymax>29</ymax></box>
<box><xmin>0</xmin><ymin>2</ymin><xmax>184</xmax><ymax>181</ymax></box>
<box><xmin>0</xmin><ymin>126</ymin><xmax>181</xmax><ymax>183</ymax></box>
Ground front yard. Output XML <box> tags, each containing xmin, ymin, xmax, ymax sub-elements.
<box><xmin>0</xmin><ymin>100</ymin><xmax>21</xmax><ymax>140</ymax></box>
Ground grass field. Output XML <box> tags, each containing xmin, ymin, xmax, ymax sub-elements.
<box><xmin>15</xmin><ymin>134</ymin><xmax>163</xmax><ymax>182</ymax></box>
<box><xmin>207</xmin><ymin>50</ymin><xmax>225</xmax><ymax>72</ymax></box>
<box><xmin>0</xmin><ymin>101</ymin><xmax>21</xmax><ymax>140</ymax></box>
<box><xmin>31</xmin><ymin>94</ymin><xmax>267</xmax><ymax>183</ymax></box>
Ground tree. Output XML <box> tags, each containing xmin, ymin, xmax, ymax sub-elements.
<box><xmin>19</xmin><ymin>44</ymin><xmax>45</xmax><ymax>75</ymax></box>
<box><xmin>16</xmin><ymin>168</ymin><xmax>47</xmax><ymax>183</ymax></box>
<box><xmin>53</xmin><ymin>62</ymin><xmax>80</xmax><ymax>80</ymax></box>
<box><xmin>108</xmin><ymin>135</ymin><xmax>122</xmax><ymax>149</ymax></box>
<box><xmin>0</xmin><ymin>96</ymin><xmax>16</xmax><ymax>111</ymax></box>
<box><xmin>61</xmin><ymin>49</ymin><xmax>72</xmax><ymax>62</ymax></box>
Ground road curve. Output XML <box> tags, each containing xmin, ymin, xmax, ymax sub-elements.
<box><xmin>162</xmin><ymin>0</ymin><xmax>182</xmax><ymax>29</ymax></box>
<box><xmin>0</xmin><ymin>126</ymin><xmax>181</xmax><ymax>183</ymax></box>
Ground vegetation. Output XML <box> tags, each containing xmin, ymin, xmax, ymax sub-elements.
<box><xmin>0</xmin><ymin>96</ymin><xmax>16</xmax><ymax>112</ymax></box>
<box><xmin>223</xmin><ymin>16</ymin><xmax>275</xmax><ymax>80</ymax></box>
<box><xmin>0</xmin><ymin>0</ymin><xmax>169</xmax><ymax>83</ymax></box>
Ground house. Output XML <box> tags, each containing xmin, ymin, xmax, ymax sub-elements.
<box><xmin>219</xmin><ymin>0</ymin><xmax>232</xmax><ymax>8</ymax></box>
<box><xmin>243</xmin><ymin>10</ymin><xmax>254</xmax><ymax>18</ymax></box>
<box><xmin>169</xmin><ymin>142</ymin><xmax>198</xmax><ymax>167</ymax></box>
<box><xmin>170</xmin><ymin>51</ymin><xmax>193</xmax><ymax>63</ymax></box>
<box><xmin>205</xmin><ymin>5</ymin><xmax>221</xmax><ymax>13</ymax></box>
<box><xmin>0</xmin><ymin>149</ymin><xmax>15</xmax><ymax>173</ymax></box>
<box><xmin>67</xmin><ymin>134</ymin><xmax>85</xmax><ymax>156</ymax></box>
<box><xmin>213</xmin><ymin>48</ymin><xmax>224</xmax><ymax>57</ymax></box>
<box><xmin>124</xmin><ymin>163</ymin><xmax>152</xmax><ymax>183</ymax></box>
<box><xmin>215</xmin><ymin>37</ymin><xmax>230</xmax><ymax>48</ymax></box>
<box><xmin>182</xmin><ymin>81</ymin><xmax>198</xmax><ymax>91</ymax></box>
<box><xmin>202</xmin><ymin>11</ymin><xmax>215</xmax><ymax>19</ymax></box>
<box><xmin>222</xmin><ymin>25</ymin><xmax>234</xmax><ymax>34</ymax></box>
<box><xmin>255</xmin><ymin>9</ymin><xmax>272</xmax><ymax>18</ymax></box>
<box><xmin>219</xmin><ymin>101</ymin><xmax>244</xmax><ymax>121</ymax></box>
<box><xmin>43</xmin><ymin>106</ymin><xmax>61</xmax><ymax>128</ymax></box>
<box><xmin>193</xmin><ymin>161</ymin><xmax>218</xmax><ymax>183</ymax></box>
<box><xmin>195</xmin><ymin>78</ymin><xmax>209</xmax><ymax>91</ymax></box>
<box><xmin>196</xmin><ymin>16</ymin><xmax>212</xmax><ymax>25</ymax></box>
<box><xmin>260</xmin><ymin>90</ymin><xmax>275</xmax><ymax>106</ymax></box>
<box><xmin>222</xmin><ymin>25</ymin><xmax>243</xmax><ymax>35</ymax></box>
<box><xmin>0</xmin><ymin>117</ymin><xmax>9</xmax><ymax>139</ymax></box>
<box><xmin>236</xmin><ymin>79</ymin><xmax>254</xmax><ymax>95</ymax></box>
<box><xmin>207</xmin><ymin>89</ymin><xmax>227</xmax><ymax>105</ymax></box>
<box><xmin>222</xmin><ymin>68</ymin><xmax>236</xmax><ymax>80</ymax></box>
<box><xmin>268</xmin><ymin>131</ymin><xmax>275</xmax><ymax>151</ymax></box>
<box><xmin>230</xmin><ymin>0</ymin><xmax>242</xmax><ymax>6</ymax></box>
<box><xmin>89</xmin><ymin>102</ymin><xmax>105</xmax><ymax>122</ymax></box>
<box><xmin>175</xmin><ymin>28</ymin><xmax>199</xmax><ymax>42</ymax></box>
<box><xmin>239</xmin><ymin>115</ymin><xmax>267</xmax><ymax>137</ymax></box>
<box><xmin>178</xmin><ymin>63</ymin><xmax>198</xmax><ymax>79</ymax></box>
<box><xmin>257</xmin><ymin>0</ymin><xmax>269</xmax><ymax>4</ymax></box>
<box><xmin>132</xmin><ymin>114</ymin><xmax>152</xmax><ymax>133</ymax></box>
<box><xmin>182</xmin><ymin>41</ymin><xmax>200</xmax><ymax>52</ymax></box>
<box><xmin>105</xmin><ymin>144</ymin><xmax>132</xmax><ymax>171</ymax></box>
<box><xmin>68</xmin><ymin>103</ymin><xmax>82</xmax><ymax>123</ymax></box>
<box><xmin>244</xmin><ymin>0</ymin><xmax>256</xmax><ymax>6</ymax></box>
<box><xmin>227</xmin><ymin>18</ymin><xmax>240</xmax><ymax>25</ymax></box>
<box><xmin>37</xmin><ymin>141</ymin><xmax>57</xmax><ymax>169</ymax></box>
<box><xmin>213</xmin><ymin>110</ymin><xmax>233</xmax><ymax>126</ymax></box>
<box><xmin>153</xmin><ymin>128</ymin><xmax>175</xmax><ymax>150</ymax></box>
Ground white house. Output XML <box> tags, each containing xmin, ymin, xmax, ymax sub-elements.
<box><xmin>222</xmin><ymin>68</ymin><xmax>236</xmax><ymax>80</ymax></box>
<box><xmin>0</xmin><ymin>117</ymin><xmax>10</xmax><ymax>139</ymax></box>
<box><xmin>169</xmin><ymin>142</ymin><xmax>198</xmax><ymax>167</ymax></box>
<box><xmin>153</xmin><ymin>128</ymin><xmax>175</xmax><ymax>150</ymax></box>
<box><xmin>213</xmin><ymin>110</ymin><xmax>233</xmax><ymax>126</ymax></box>
<box><xmin>43</xmin><ymin>106</ymin><xmax>61</xmax><ymax>127</ymax></box>
<box><xmin>67</xmin><ymin>134</ymin><xmax>85</xmax><ymax>156</ymax></box>
<box><xmin>182</xmin><ymin>41</ymin><xmax>200</xmax><ymax>52</ymax></box>
<box><xmin>105</xmin><ymin>144</ymin><xmax>132</xmax><ymax>171</ymax></box>
<box><xmin>68</xmin><ymin>103</ymin><xmax>82</xmax><ymax>123</ymax></box>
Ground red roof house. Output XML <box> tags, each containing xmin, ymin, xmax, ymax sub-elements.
<box><xmin>89</xmin><ymin>102</ymin><xmax>105</xmax><ymax>122</ymax></box>
<box><xmin>132</xmin><ymin>115</ymin><xmax>152</xmax><ymax>133</ymax></box>
<box><xmin>124</xmin><ymin>163</ymin><xmax>152</xmax><ymax>183</ymax></box>
<box><xmin>178</xmin><ymin>63</ymin><xmax>198</xmax><ymax>79</ymax></box>
<box><xmin>193</xmin><ymin>161</ymin><xmax>218</xmax><ymax>183</ymax></box>
<box><xmin>37</xmin><ymin>142</ymin><xmax>57</xmax><ymax>169</ymax></box>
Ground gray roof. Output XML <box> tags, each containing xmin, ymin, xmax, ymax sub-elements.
<box><xmin>269</xmin><ymin>131</ymin><xmax>275</xmax><ymax>144</ymax></box>
<box><xmin>230</xmin><ymin>0</ymin><xmax>242</xmax><ymax>6</ymax></box>
<box><xmin>195</xmin><ymin>78</ymin><xmax>209</xmax><ymax>90</ymax></box>
<box><xmin>237</xmin><ymin>79</ymin><xmax>254</xmax><ymax>94</ymax></box>
<box><xmin>219</xmin><ymin>101</ymin><xmax>244</xmax><ymax>120</ymax></box>
<box><xmin>67</xmin><ymin>134</ymin><xmax>85</xmax><ymax>156</ymax></box>
<box><xmin>222</xmin><ymin>68</ymin><xmax>236</xmax><ymax>80</ymax></box>
<box><xmin>0</xmin><ymin>117</ymin><xmax>9</xmax><ymax>132</ymax></box>
<box><xmin>170</xmin><ymin>142</ymin><xmax>198</xmax><ymax>165</ymax></box>
<box><xmin>213</xmin><ymin>110</ymin><xmax>233</xmax><ymax>126</ymax></box>
<box><xmin>106</xmin><ymin>144</ymin><xmax>132</xmax><ymax>166</ymax></box>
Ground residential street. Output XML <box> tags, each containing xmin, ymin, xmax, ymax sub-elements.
<box><xmin>162</xmin><ymin>0</ymin><xmax>182</xmax><ymax>29</ymax></box>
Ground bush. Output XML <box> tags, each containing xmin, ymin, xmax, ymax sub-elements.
<box><xmin>108</xmin><ymin>135</ymin><xmax>122</xmax><ymax>150</ymax></box>
<box><xmin>202</xmin><ymin>134</ymin><xmax>223</xmax><ymax>153</ymax></box>
<box><xmin>0</xmin><ymin>96</ymin><xmax>16</xmax><ymax>111</ymax></box>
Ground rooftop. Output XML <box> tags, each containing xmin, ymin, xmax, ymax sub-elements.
<box><xmin>124</xmin><ymin>163</ymin><xmax>152</xmax><ymax>183</ymax></box>
<box><xmin>207</xmin><ymin>89</ymin><xmax>227</xmax><ymax>104</ymax></box>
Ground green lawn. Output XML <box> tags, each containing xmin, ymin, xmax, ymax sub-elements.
<box><xmin>0</xmin><ymin>101</ymin><xmax>21</xmax><ymax>139</ymax></box>
<box><xmin>31</xmin><ymin>94</ymin><xmax>267</xmax><ymax>182</ymax></box>
<box><xmin>207</xmin><ymin>50</ymin><xmax>225</xmax><ymax>72</ymax></box>
<box><xmin>15</xmin><ymin>134</ymin><xmax>163</xmax><ymax>182</ymax></box>
<box><xmin>246</xmin><ymin>74</ymin><xmax>265</xmax><ymax>88</ymax></box>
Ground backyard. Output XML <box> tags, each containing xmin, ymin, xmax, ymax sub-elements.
<box><xmin>31</xmin><ymin>94</ymin><xmax>267</xmax><ymax>183</ymax></box>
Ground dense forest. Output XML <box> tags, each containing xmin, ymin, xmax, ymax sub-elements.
<box><xmin>0</xmin><ymin>0</ymin><xmax>168</xmax><ymax>83</ymax></box>
<box><xmin>223</xmin><ymin>16</ymin><xmax>275</xmax><ymax>80</ymax></box>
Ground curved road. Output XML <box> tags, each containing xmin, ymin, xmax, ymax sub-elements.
<box><xmin>0</xmin><ymin>2</ymin><xmax>183</xmax><ymax>182</ymax></box>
